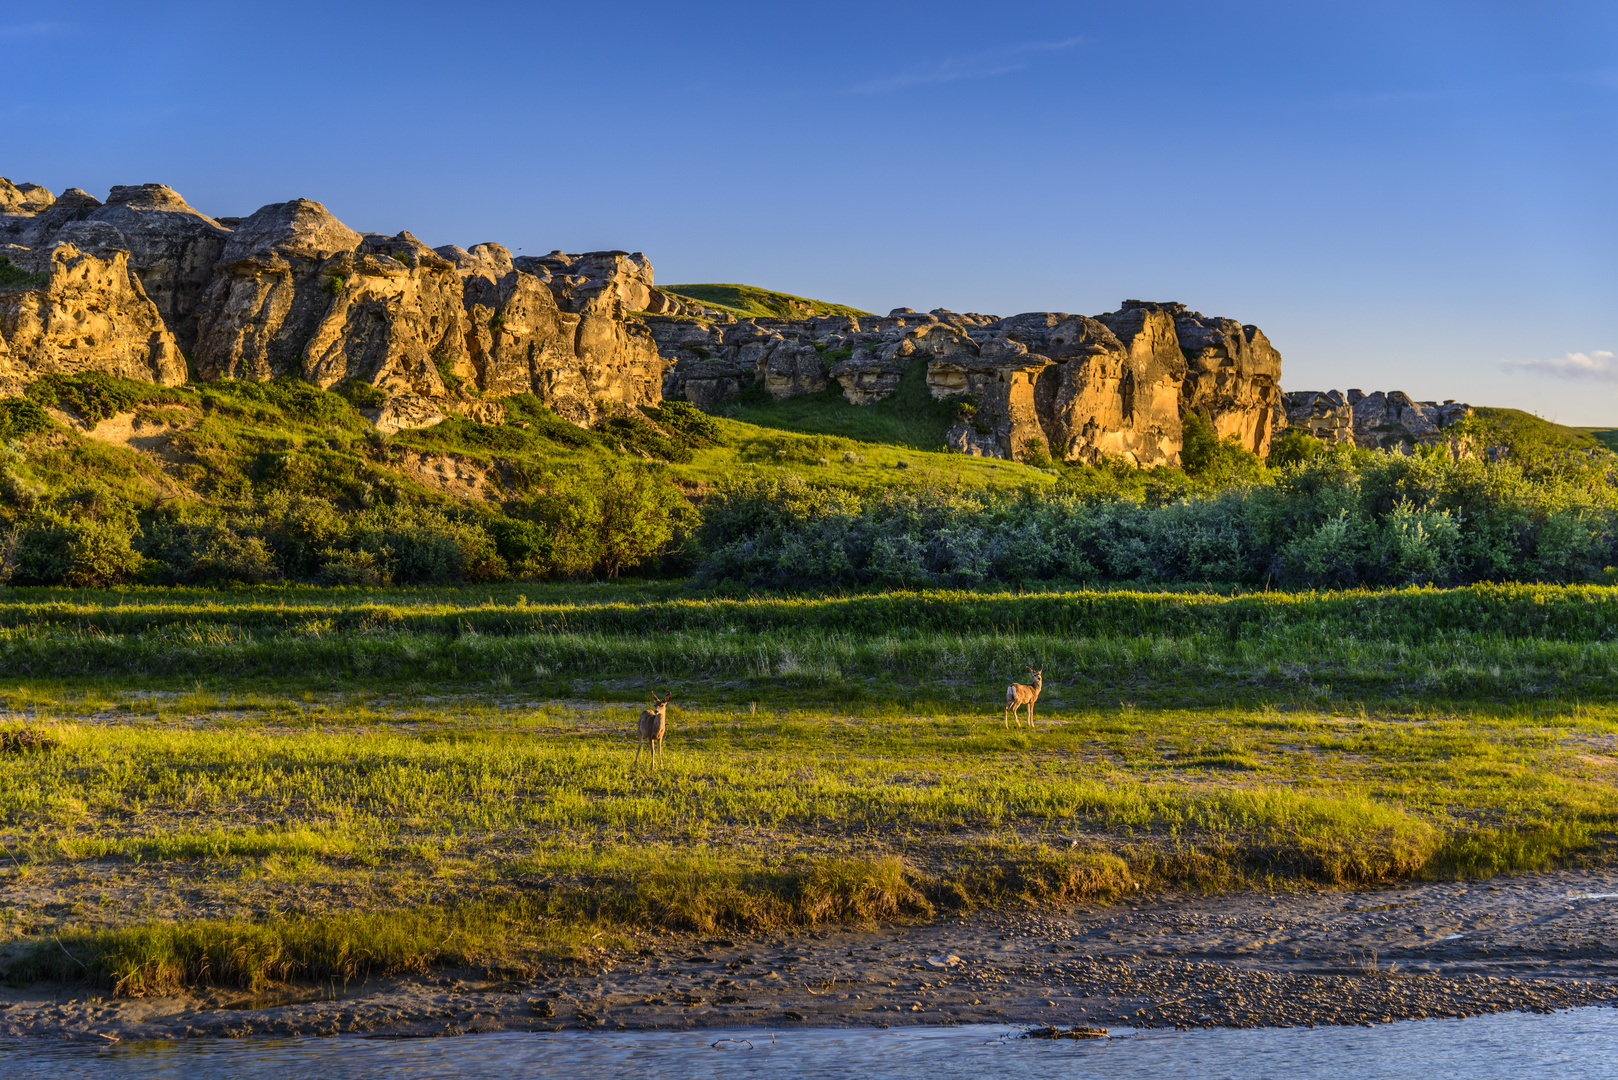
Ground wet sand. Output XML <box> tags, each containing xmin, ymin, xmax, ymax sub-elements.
<box><xmin>4</xmin><ymin>868</ymin><xmax>1616</xmax><ymax>1040</ymax></box>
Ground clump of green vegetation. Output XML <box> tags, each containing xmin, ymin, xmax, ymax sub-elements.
<box><xmin>332</xmin><ymin>378</ymin><xmax>387</xmax><ymax>410</ymax></box>
<box><xmin>1179</xmin><ymin>411</ymin><xmax>1266</xmax><ymax>486</ymax></box>
<box><xmin>0</xmin><ymin>254</ymin><xmax>49</xmax><ymax>291</ymax></box>
<box><xmin>1266</xmin><ymin>427</ymin><xmax>1328</xmax><ymax>468</ymax></box>
<box><xmin>26</xmin><ymin>372</ymin><xmax>179</xmax><ymax>424</ymax></box>
<box><xmin>661</xmin><ymin>283</ymin><xmax>871</xmax><ymax>320</ymax></box>
<box><xmin>0</xmin><ymin>397</ymin><xmax>56</xmax><ymax>441</ymax></box>
<box><xmin>697</xmin><ymin>445</ymin><xmax>1618</xmax><ymax>589</ymax></box>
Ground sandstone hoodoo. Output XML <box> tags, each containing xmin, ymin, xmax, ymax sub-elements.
<box><xmin>7</xmin><ymin>173</ymin><xmax>1488</xmax><ymax>471</ymax></box>
<box><xmin>0</xmin><ymin>179</ymin><xmax>669</xmax><ymax>433</ymax></box>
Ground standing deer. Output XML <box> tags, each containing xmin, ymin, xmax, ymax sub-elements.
<box><xmin>1004</xmin><ymin>667</ymin><xmax>1043</xmax><ymax>730</ymax></box>
<box><xmin>634</xmin><ymin>692</ymin><xmax>671</xmax><ymax>772</ymax></box>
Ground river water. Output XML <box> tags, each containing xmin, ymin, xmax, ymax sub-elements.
<box><xmin>3</xmin><ymin>1009</ymin><xmax>1614</xmax><ymax>1079</ymax></box>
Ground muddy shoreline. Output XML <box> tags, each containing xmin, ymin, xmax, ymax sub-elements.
<box><xmin>4</xmin><ymin>869</ymin><xmax>1616</xmax><ymax>1041</ymax></box>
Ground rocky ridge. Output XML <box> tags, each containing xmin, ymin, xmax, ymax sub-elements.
<box><xmin>0</xmin><ymin>178</ymin><xmax>672</xmax><ymax>431</ymax></box>
<box><xmin>654</xmin><ymin>299</ymin><xmax>1283</xmax><ymax>465</ymax></box>
<box><xmin>3</xmin><ymin>174</ymin><xmax>1473</xmax><ymax>468</ymax></box>
<box><xmin>1280</xmin><ymin>389</ymin><xmax>1473</xmax><ymax>453</ymax></box>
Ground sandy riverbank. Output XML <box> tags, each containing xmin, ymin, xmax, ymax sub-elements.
<box><xmin>3</xmin><ymin>869</ymin><xmax>1615</xmax><ymax>1041</ymax></box>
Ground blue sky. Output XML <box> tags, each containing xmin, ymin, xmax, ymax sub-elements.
<box><xmin>5</xmin><ymin>1</ymin><xmax>1616</xmax><ymax>421</ymax></box>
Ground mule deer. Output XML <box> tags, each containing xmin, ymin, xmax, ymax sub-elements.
<box><xmin>634</xmin><ymin>692</ymin><xmax>671</xmax><ymax>771</ymax></box>
<box><xmin>1004</xmin><ymin>667</ymin><xmax>1042</xmax><ymax>730</ymax></box>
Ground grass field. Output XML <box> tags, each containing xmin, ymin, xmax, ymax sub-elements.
<box><xmin>1</xmin><ymin>582</ymin><xmax>1616</xmax><ymax>994</ymax></box>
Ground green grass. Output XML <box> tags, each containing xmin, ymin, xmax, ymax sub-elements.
<box><xmin>0</xmin><ymin>685</ymin><xmax>1612</xmax><ymax>993</ymax></box>
<box><xmin>1460</xmin><ymin>407</ymin><xmax>1614</xmax><ymax>467</ymax></box>
<box><xmin>1570</xmin><ymin>427</ymin><xmax>1618</xmax><ymax>454</ymax></box>
<box><xmin>660</xmin><ymin>283</ymin><xmax>872</xmax><ymax>320</ymax></box>
<box><xmin>716</xmin><ymin>356</ymin><xmax>976</xmax><ymax>453</ymax></box>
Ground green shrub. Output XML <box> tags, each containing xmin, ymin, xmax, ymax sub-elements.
<box><xmin>0</xmin><ymin>255</ymin><xmax>48</xmax><ymax>290</ymax></box>
<box><xmin>10</xmin><ymin>514</ymin><xmax>143</xmax><ymax>587</ymax></box>
<box><xmin>138</xmin><ymin>519</ymin><xmax>278</xmax><ymax>585</ymax></box>
<box><xmin>484</xmin><ymin>515</ymin><xmax>555</xmax><ymax>576</ymax></box>
<box><xmin>1267</xmin><ymin>428</ymin><xmax>1327</xmax><ymax>468</ymax></box>
<box><xmin>695</xmin><ymin>450</ymin><xmax>1618</xmax><ymax>590</ymax></box>
<box><xmin>348</xmin><ymin>504</ymin><xmax>505</xmax><ymax>584</ymax></box>
<box><xmin>26</xmin><ymin>373</ymin><xmax>167</xmax><ymax>424</ymax></box>
<box><xmin>0</xmin><ymin>398</ymin><xmax>56</xmax><ymax>442</ymax></box>
<box><xmin>645</xmin><ymin>401</ymin><xmax>721</xmax><ymax>447</ymax></box>
<box><xmin>595</xmin><ymin>412</ymin><xmax>692</xmax><ymax>463</ymax></box>
<box><xmin>206</xmin><ymin>377</ymin><xmax>358</xmax><ymax>428</ymax></box>
<box><xmin>515</xmin><ymin>461</ymin><xmax>696</xmax><ymax>579</ymax></box>
<box><xmin>317</xmin><ymin>546</ymin><xmax>391</xmax><ymax>586</ymax></box>
<box><xmin>1180</xmin><ymin>412</ymin><xmax>1266</xmax><ymax>485</ymax></box>
<box><xmin>332</xmin><ymin>379</ymin><xmax>387</xmax><ymax>410</ymax></box>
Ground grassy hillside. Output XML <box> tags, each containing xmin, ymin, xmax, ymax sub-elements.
<box><xmin>1571</xmin><ymin>425</ymin><xmax>1618</xmax><ymax>453</ymax></box>
<box><xmin>1462</xmin><ymin>406</ymin><xmax>1614</xmax><ymax>461</ymax></box>
<box><xmin>661</xmin><ymin>282</ymin><xmax>872</xmax><ymax>320</ymax></box>
<box><xmin>0</xmin><ymin>371</ymin><xmax>1057</xmax><ymax>588</ymax></box>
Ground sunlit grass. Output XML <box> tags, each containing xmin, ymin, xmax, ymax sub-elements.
<box><xmin>1</xmin><ymin>582</ymin><xmax>1617</xmax><ymax>994</ymax></box>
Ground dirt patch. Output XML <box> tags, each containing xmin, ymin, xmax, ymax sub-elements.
<box><xmin>391</xmin><ymin>450</ymin><xmax>501</xmax><ymax>500</ymax></box>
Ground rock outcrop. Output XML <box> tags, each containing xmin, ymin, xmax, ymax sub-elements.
<box><xmin>0</xmin><ymin>177</ymin><xmax>670</xmax><ymax>430</ymax></box>
<box><xmin>1275</xmin><ymin>389</ymin><xmax>1472</xmax><ymax>453</ymax></box>
<box><xmin>2</xmin><ymin>183</ymin><xmax>232</xmax><ymax>353</ymax></box>
<box><xmin>654</xmin><ymin>300</ymin><xmax>1281</xmax><ymax>466</ymax></box>
<box><xmin>0</xmin><ymin>242</ymin><xmax>185</xmax><ymax>391</ymax></box>
<box><xmin>1348</xmin><ymin>390</ymin><xmax>1472</xmax><ymax>452</ymax></box>
<box><xmin>440</xmin><ymin>243</ymin><xmax>664</xmax><ymax>424</ymax></box>
<box><xmin>1278</xmin><ymin>390</ymin><xmax>1353</xmax><ymax>443</ymax></box>
<box><xmin>2</xmin><ymin>174</ymin><xmax>1310</xmax><ymax>465</ymax></box>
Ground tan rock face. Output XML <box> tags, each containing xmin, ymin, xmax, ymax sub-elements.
<box><xmin>0</xmin><ymin>243</ymin><xmax>185</xmax><ymax>391</ymax></box>
<box><xmin>447</xmin><ymin>244</ymin><xmax>665</xmax><ymax>424</ymax></box>
<box><xmin>1038</xmin><ymin>313</ymin><xmax>1183</xmax><ymax>467</ymax></box>
<box><xmin>193</xmin><ymin>198</ymin><xmax>366</xmax><ymax>382</ymax></box>
<box><xmin>1280</xmin><ymin>390</ymin><xmax>1353</xmax><ymax>443</ymax></box>
<box><xmin>299</xmin><ymin>234</ymin><xmax>469</xmax><ymax>400</ymax></box>
<box><xmin>85</xmin><ymin>185</ymin><xmax>232</xmax><ymax>353</ymax></box>
<box><xmin>1172</xmin><ymin>306</ymin><xmax>1282</xmax><ymax>457</ymax></box>
<box><xmin>0</xmin><ymin>179</ymin><xmax>54</xmax><ymax>214</ymax></box>
<box><xmin>1347</xmin><ymin>390</ymin><xmax>1472</xmax><ymax>452</ymax></box>
<box><xmin>652</xmin><ymin>299</ymin><xmax>1281</xmax><ymax>467</ymax></box>
<box><xmin>0</xmin><ymin>179</ymin><xmax>671</xmax><ymax>428</ymax></box>
<box><xmin>763</xmin><ymin>340</ymin><xmax>827</xmax><ymax>398</ymax></box>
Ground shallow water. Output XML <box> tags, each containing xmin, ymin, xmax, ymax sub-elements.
<box><xmin>4</xmin><ymin>1009</ymin><xmax>1616</xmax><ymax>1079</ymax></box>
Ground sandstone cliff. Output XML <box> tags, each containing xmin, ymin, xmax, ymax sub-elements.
<box><xmin>654</xmin><ymin>299</ymin><xmax>1282</xmax><ymax>466</ymax></box>
<box><xmin>2</xmin><ymin>174</ymin><xmax>1303</xmax><ymax>467</ymax></box>
<box><xmin>0</xmin><ymin>242</ymin><xmax>185</xmax><ymax>391</ymax></box>
<box><xmin>0</xmin><ymin>178</ymin><xmax>670</xmax><ymax>430</ymax></box>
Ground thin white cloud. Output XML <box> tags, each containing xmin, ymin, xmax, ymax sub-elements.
<box><xmin>1503</xmin><ymin>350</ymin><xmax>1618</xmax><ymax>383</ymax></box>
<box><xmin>0</xmin><ymin>22</ymin><xmax>72</xmax><ymax>39</ymax></box>
<box><xmin>850</xmin><ymin>36</ymin><xmax>1083</xmax><ymax>94</ymax></box>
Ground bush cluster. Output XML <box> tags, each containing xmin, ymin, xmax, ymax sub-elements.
<box><xmin>0</xmin><ymin>460</ymin><xmax>694</xmax><ymax>588</ymax></box>
<box><xmin>695</xmin><ymin>449</ymin><xmax>1618</xmax><ymax>589</ymax></box>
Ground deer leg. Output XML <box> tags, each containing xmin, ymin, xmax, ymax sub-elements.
<box><xmin>633</xmin><ymin>740</ymin><xmax>643</xmax><ymax>770</ymax></box>
<box><xmin>1028</xmin><ymin>703</ymin><xmax>1035</xmax><ymax>729</ymax></box>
